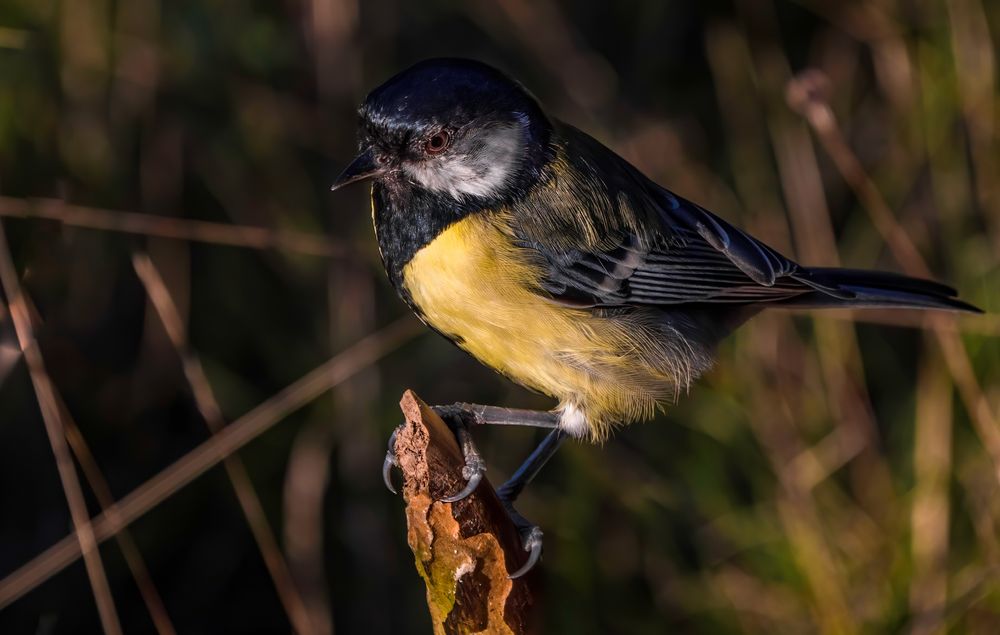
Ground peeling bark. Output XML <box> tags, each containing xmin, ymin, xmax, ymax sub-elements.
<box><xmin>395</xmin><ymin>391</ymin><xmax>540</xmax><ymax>634</ymax></box>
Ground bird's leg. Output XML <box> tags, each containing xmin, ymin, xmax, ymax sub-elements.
<box><xmin>496</xmin><ymin>429</ymin><xmax>567</xmax><ymax>578</ymax></box>
<box><xmin>382</xmin><ymin>403</ymin><xmax>559</xmax><ymax>497</ymax></box>
<box><xmin>441</xmin><ymin>403</ymin><xmax>562</xmax><ymax>430</ymax></box>
<box><xmin>436</xmin><ymin>403</ymin><xmax>565</xmax><ymax>502</ymax></box>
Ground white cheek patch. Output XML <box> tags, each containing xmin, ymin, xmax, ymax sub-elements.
<box><xmin>404</xmin><ymin>121</ymin><xmax>524</xmax><ymax>199</ymax></box>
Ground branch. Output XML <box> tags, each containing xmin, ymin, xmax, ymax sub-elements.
<box><xmin>395</xmin><ymin>391</ymin><xmax>540</xmax><ymax>634</ymax></box>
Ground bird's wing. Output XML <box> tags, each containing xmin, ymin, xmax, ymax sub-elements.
<box><xmin>512</xmin><ymin>123</ymin><xmax>837</xmax><ymax>307</ymax></box>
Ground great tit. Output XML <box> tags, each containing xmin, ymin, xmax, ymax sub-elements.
<box><xmin>333</xmin><ymin>58</ymin><xmax>979</xmax><ymax>577</ymax></box>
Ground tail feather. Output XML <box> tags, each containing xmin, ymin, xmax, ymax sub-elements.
<box><xmin>780</xmin><ymin>267</ymin><xmax>981</xmax><ymax>313</ymax></box>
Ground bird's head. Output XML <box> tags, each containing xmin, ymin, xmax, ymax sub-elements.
<box><xmin>332</xmin><ymin>58</ymin><xmax>552</xmax><ymax>204</ymax></box>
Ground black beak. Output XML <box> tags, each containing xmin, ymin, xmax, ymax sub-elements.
<box><xmin>331</xmin><ymin>147</ymin><xmax>384</xmax><ymax>191</ymax></box>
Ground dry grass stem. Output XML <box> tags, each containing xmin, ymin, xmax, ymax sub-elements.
<box><xmin>132</xmin><ymin>252</ymin><xmax>316</xmax><ymax>634</ymax></box>
<box><xmin>0</xmin><ymin>196</ymin><xmax>344</xmax><ymax>258</ymax></box>
<box><xmin>0</xmin><ymin>316</ymin><xmax>420</xmax><ymax>608</ymax></box>
<box><xmin>0</xmin><ymin>220</ymin><xmax>123</xmax><ymax>635</ymax></box>
<box><xmin>57</xmin><ymin>393</ymin><xmax>176</xmax><ymax>635</ymax></box>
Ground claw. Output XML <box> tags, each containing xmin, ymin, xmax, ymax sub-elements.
<box><xmin>508</xmin><ymin>526</ymin><xmax>543</xmax><ymax>579</ymax></box>
<box><xmin>440</xmin><ymin>453</ymin><xmax>485</xmax><ymax>503</ymax></box>
<box><xmin>382</xmin><ymin>452</ymin><xmax>397</xmax><ymax>494</ymax></box>
<box><xmin>383</xmin><ymin>427</ymin><xmax>400</xmax><ymax>495</ymax></box>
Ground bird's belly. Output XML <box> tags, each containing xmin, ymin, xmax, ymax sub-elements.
<box><xmin>400</xmin><ymin>213</ymin><xmax>682</xmax><ymax>438</ymax></box>
<box><xmin>401</xmin><ymin>214</ymin><xmax>581</xmax><ymax>396</ymax></box>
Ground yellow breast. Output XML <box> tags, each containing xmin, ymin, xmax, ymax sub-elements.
<box><xmin>400</xmin><ymin>212</ymin><xmax>683</xmax><ymax>440</ymax></box>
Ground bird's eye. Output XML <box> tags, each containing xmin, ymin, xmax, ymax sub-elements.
<box><xmin>424</xmin><ymin>130</ymin><xmax>451</xmax><ymax>155</ymax></box>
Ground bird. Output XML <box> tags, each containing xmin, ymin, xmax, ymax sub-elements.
<box><xmin>331</xmin><ymin>58</ymin><xmax>980</xmax><ymax>578</ymax></box>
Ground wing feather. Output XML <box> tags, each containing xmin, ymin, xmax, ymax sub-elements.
<box><xmin>510</xmin><ymin>122</ymin><xmax>814</xmax><ymax>308</ymax></box>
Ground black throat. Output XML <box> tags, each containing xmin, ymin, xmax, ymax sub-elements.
<box><xmin>372</xmin><ymin>135</ymin><xmax>554</xmax><ymax>297</ymax></box>
<box><xmin>372</xmin><ymin>182</ymin><xmax>472</xmax><ymax>294</ymax></box>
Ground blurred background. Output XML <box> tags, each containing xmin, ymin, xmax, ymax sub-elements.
<box><xmin>0</xmin><ymin>0</ymin><xmax>997</xmax><ymax>633</ymax></box>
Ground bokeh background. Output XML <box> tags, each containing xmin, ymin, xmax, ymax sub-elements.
<box><xmin>0</xmin><ymin>0</ymin><xmax>998</xmax><ymax>633</ymax></box>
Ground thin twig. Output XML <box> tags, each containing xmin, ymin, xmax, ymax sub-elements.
<box><xmin>0</xmin><ymin>219</ymin><xmax>123</xmax><ymax>635</ymax></box>
<box><xmin>0</xmin><ymin>301</ymin><xmax>20</xmax><ymax>386</ymax></box>
<box><xmin>0</xmin><ymin>196</ymin><xmax>346</xmax><ymax>258</ymax></box>
<box><xmin>132</xmin><ymin>252</ymin><xmax>315</xmax><ymax>635</ymax></box>
<box><xmin>0</xmin><ymin>316</ymin><xmax>421</xmax><ymax>608</ymax></box>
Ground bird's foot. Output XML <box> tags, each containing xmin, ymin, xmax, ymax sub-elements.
<box><xmin>383</xmin><ymin>403</ymin><xmax>556</xmax><ymax>577</ymax></box>
<box><xmin>500</xmin><ymin>498</ymin><xmax>544</xmax><ymax>579</ymax></box>
<box><xmin>510</xmin><ymin>526</ymin><xmax>543</xmax><ymax>580</ymax></box>
<box><xmin>434</xmin><ymin>405</ymin><xmax>487</xmax><ymax>503</ymax></box>
<box><xmin>381</xmin><ymin>405</ymin><xmax>487</xmax><ymax>502</ymax></box>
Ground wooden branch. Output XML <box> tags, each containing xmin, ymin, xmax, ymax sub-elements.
<box><xmin>395</xmin><ymin>391</ymin><xmax>541</xmax><ymax>634</ymax></box>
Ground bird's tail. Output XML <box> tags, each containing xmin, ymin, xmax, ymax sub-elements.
<box><xmin>778</xmin><ymin>267</ymin><xmax>982</xmax><ymax>313</ymax></box>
